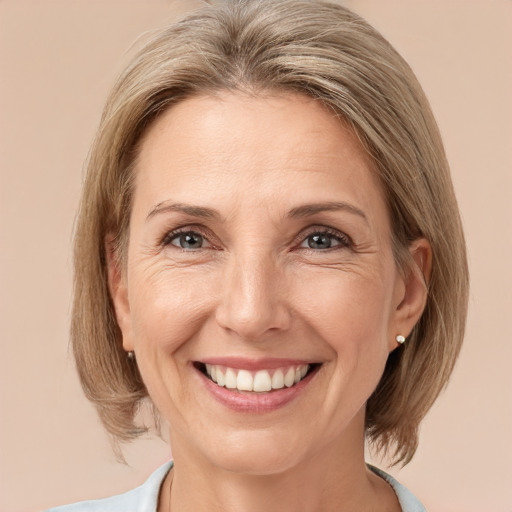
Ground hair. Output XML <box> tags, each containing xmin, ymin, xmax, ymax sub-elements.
<box><xmin>71</xmin><ymin>0</ymin><xmax>468</xmax><ymax>465</ymax></box>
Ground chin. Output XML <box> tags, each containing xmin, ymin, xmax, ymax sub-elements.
<box><xmin>200</xmin><ymin>430</ymin><xmax>307</xmax><ymax>476</ymax></box>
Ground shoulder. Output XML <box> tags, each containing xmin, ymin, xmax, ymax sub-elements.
<box><xmin>368</xmin><ymin>465</ymin><xmax>427</xmax><ymax>512</ymax></box>
<box><xmin>44</xmin><ymin>461</ymin><xmax>173</xmax><ymax>512</ymax></box>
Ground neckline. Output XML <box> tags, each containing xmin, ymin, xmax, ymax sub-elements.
<box><xmin>151</xmin><ymin>461</ymin><xmax>425</xmax><ymax>512</ymax></box>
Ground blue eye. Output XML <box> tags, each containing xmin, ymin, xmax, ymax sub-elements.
<box><xmin>301</xmin><ymin>232</ymin><xmax>347</xmax><ymax>250</ymax></box>
<box><xmin>169</xmin><ymin>231</ymin><xmax>209</xmax><ymax>249</ymax></box>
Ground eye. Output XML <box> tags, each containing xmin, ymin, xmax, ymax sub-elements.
<box><xmin>168</xmin><ymin>231</ymin><xmax>211</xmax><ymax>250</ymax></box>
<box><xmin>300</xmin><ymin>231</ymin><xmax>349</xmax><ymax>250</ymax></box>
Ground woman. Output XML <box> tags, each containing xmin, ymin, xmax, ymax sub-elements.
<box><xmin>47</xmin><ymin>0</ymin><xmax>468</xmax><ymax>510</ymax></box>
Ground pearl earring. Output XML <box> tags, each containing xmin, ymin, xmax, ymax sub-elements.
<box><xmin>396</xmin><ymin>335</ymin><xmax>406</xmax><ymax>344</ymax></box>
<box><xmin>127</xmin><ymin>351</ymin><xmax>135</xmax><ymax>359</ymax></box>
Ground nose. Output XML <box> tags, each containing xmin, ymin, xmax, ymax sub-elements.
<box><xmin>215</xmin><ymin>250</ymin><xmax>291</xmax><ymax>340</ymax></box>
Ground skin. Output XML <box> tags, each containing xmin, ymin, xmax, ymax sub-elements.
<box><xmin>109</xmin><ymin>92</ymin><xmax>430</xmax><ymax>512</ymax></box>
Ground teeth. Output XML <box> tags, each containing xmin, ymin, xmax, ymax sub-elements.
<box><xmin>225</xmin><ymin>368</ymin><xmax>237</xmax><ymax>389</ymax></box>
<box><xmin>253</xmin><ymin>370</ymin><xmax>272</xmax><ymax>392</ymax></box>
<box><xmin>237</xmin><ymin>370</ymin><xmax>253</xmax><ymax>391</ymax></box>
<box><xmin>204</xmin><ymin>364</ymin><xmax>311</xmax><ymax>393</ymax></box>
<box><xmin>284</xmin><ymin>368</ymin><xmax>295</xmax><ymax>387</ymax></box>
<box><xmin>216</xmin><ymin>368</ymin><xmax>225</xmax><ymax>387</ymax></box>
<box><xmin>271</xmin><ymin>369</ymin><xmax>284</xmax><ymax>389</ymax></box>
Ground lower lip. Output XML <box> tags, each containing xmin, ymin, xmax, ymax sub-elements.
<box><xmin>195</xmin><ymin>366</ymin><xmax>318</xmax><ymax>413</ymax></box>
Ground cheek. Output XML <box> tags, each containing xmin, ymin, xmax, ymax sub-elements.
<box><xmin>125</xmin><ymin>268</ymin><xmax>220</xmax><ymax>421</ymax></box>
<box><xmin>292</xmin><ymin>266</ymin><xmax>394</xmax><ymax>400</ymax></box>
<box><xmin>295</xmin><ymin>268</ymin><xmax>393</xmax><ymax>345</ymax></box>
<box><xmin>128</xmin><ymin>267</ymin><xmax>218</xmax><ymax>353</ymax></box>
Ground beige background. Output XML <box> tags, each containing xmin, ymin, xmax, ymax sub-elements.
<box><xmin>1</xmin><ymin>1</ymin><xmax>511</xmax><ymax>511</ymax></box>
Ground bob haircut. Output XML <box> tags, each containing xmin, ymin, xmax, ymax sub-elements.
<box><xmin>72</xmin><ymin>0</ymin><xmax>468</xmax><ymax>465</ymax></box>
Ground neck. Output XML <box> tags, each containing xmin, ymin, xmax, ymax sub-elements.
<box><xmin>160</xmin><ymin>417</ymin><xmax>400</xmax><ymax>512</ymax></box>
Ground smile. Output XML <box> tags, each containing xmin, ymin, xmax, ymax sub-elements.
<box><xmin>193</xmin><ymin>359</ymin><xmax>322</xmax><ymax>412</ymax></box>
<box><xmin>203</xmin><ymin>364</ymin><xmax>311</xmax><ymax>393</ymax></box>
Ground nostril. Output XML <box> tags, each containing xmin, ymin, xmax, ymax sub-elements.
<box><xmin>215</xmin><ymin>303</ymin><xmax>292</xmax><ymax>340</ymax></box>
<box><xmin>214</xmin><ymin>267</ymin><xmax>292</xmax><ymax>339</ymax></box>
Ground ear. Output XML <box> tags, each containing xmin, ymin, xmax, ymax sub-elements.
<box><xmin>390</xmin><ymin>238</ymin><xmax>432</xmax><ymax>350</ymax></box>
<box><xmin>105</xmin><ymin>234</ymin><xmax>134</xmax><ymax>352</ymax></box>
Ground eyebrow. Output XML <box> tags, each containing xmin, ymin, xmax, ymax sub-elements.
<box><xmin>146</xmin><ymin>200</ymin><xmax>368</xmax><ymax>224</ymax></box>
<box><xmin>288</xmin><ymin>202</ymin><xmax>368</xmax><ymax>225</ymax></box>
<box><xmin>146</xmin><ymin>202</ymin><xmax>222</xmax><ymax>221</ymax></box>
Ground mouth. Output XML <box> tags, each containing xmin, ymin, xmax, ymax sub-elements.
<box><xmin>194</xmin><ymin>361</ymin><xmax>321</xmax><ymax>394</ymax></box>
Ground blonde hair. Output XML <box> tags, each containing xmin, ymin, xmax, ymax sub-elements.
<box><xmin>72</xmin><ymin>0</ymin><xmax>468</xmax><ymax>465</ymax></box>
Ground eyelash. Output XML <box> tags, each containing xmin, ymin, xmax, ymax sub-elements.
<box><xmin>161</xmin><ymin>226</ymin><xmax>215</xmax><ymax>250</ymax></box>
<box><xmin>296</xmin><ymin>227</ymin><xmax>352</xmax><ymax>251</ymax></box>
<box><xmin>160</xmin><ymin>225</ymin><xmax>353</xmax><ymax>252</ymax></box>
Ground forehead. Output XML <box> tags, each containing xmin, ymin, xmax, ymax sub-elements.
<box><xmin>133</xmin><ymin>92</ymin><xmax>387</xmax><ymax>226</ymax></box>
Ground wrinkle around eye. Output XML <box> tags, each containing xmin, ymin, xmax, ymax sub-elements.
<box><xmin>294</xmin><ymin>257</ymin><xmax>386</xmax><ymax>283</ymax></box>
<box><xmin>133</xmin><ymin>257</ymin><xmax>219</xmax><ymax>288</ymax></box>
<box><xmin>291</xmin><ymin>241</ymin><xmax>381</xmax><ymax>269</ymax></box>
<box><xmin>142</xmin><ymin>241</ymin><xmax>226</xmax><ymax>274</ymax></box>
<box><xmin>294</xmin><ymin>239</ymin><xmax>378</xmax><ymax>258</ymax></box>
<box><xmin>297</xmin><ymin>260</ymin><xmax>367</xmax><ymax>272</ymax></box>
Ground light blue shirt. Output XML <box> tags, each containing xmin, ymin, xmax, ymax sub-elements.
<box><xmin>45</xmin><ymin>461</ymin><xmax>426</xmax><ymax>511</ymax></box>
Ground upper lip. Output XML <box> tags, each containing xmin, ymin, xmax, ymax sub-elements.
<box><xmin>196</xmin><ymin>357</ymin><xmax>319</xmax><ymax>371</ymax></box>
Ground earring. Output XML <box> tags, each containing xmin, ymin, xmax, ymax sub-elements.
<box><xmin>396</xmin><ymin>335</ymin><xmax>406</xmax><ymax>344</ymax></box>
<box><xmin>127</xmin><ymin>351</ymin><xmax>135</xmax><ymax>359</ymax></box>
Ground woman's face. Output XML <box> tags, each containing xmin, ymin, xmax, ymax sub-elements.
<box><xmin>112</xmin><ymin>92</ymin><xmax>413</xmax><ymax>475</ymax></box>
